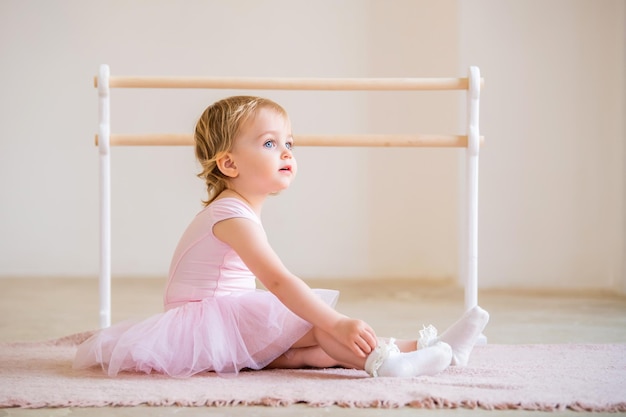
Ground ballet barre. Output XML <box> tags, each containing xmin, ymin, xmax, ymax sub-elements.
<box><xmin>95</xmin><ymin>133</ymin><xmax>485</xmax><ymax>148</ymax></box>
<box><xmin>94</xmin><ymin>75</ymin><xmax>482</xmax><ymax>91</ymax></box>
<box><xmin>95</xmin><ymin>65</ymin><xmax>484</xmax><ymax>332</ymax></box>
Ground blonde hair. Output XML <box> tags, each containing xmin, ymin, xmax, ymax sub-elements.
<box><xmin>194</xmin><ymin>96</ymin><xmax>288</xmax><ymax>206</ymax></box>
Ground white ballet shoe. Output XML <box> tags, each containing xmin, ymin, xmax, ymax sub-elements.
<box><xmin>364</xmin><ymin>338</ymin><xmax>400</xmax><ymax>377</ymax></box>
<box><xmin>418</xmin><ymin>306</ymin><xmax>490</xmax><ymax>366</ymax></box>
<box><xmin>365</xmin><ymin>338</ymin><xmax>452</xmax><ymax>378</ymax></box>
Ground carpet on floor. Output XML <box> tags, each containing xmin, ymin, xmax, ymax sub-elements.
<box><xmin>0</xmin><ymin>332</ymin><xmax>624</xmax><ymax>411</ymax></box>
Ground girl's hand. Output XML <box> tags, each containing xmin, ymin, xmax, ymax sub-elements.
<box><xmin>332</xmin><ymin>317</ymin><xmax>378</xmax><ymax>357</ymax></box>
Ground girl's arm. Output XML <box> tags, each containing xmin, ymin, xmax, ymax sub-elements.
<box><xmin>214</xmin><ymin>217</ymin><xmax>377</xmax><ymax>357</ymax></box>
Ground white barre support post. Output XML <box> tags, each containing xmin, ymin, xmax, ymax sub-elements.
<box><xmin>465</xmin><ymin>66</ymin><xmax>482</xmax><ymax>335</ymax></box>
<box><xmin>98</xmin><ymin>64</ymin><xmax>111</xmax><ymax>328</ymax></box>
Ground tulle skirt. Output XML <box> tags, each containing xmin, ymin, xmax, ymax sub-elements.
<box><xmin>73</xmin><ymin>289</ymin><xmax>339</xmax><ymax>377</ymax></box>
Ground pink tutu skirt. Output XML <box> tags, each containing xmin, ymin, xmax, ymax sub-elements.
<box><xmin>73</xmin><ymin>289</ymin><xmax>338</xmax><ymax>377</ymax></box>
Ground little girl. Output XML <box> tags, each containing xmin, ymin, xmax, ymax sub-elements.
<box><xmin>74</xmin><ymin>96</ymin><xmax>489</xmax><ymax>378</ymax></box>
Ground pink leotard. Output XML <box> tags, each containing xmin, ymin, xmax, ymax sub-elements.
<box><xmin>164</xmin><ymin>198</ymin><xmax>259</xmax><ymax>310</ymax></box>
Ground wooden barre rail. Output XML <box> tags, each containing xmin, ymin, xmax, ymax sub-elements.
<box><xmin>95</xmin><ymin>76</ymin><xmax>483</xmax><ymax>91</ymax></box>
<box><xmin>95</xmin><ymin>133</ymin><xmax>485</xmax><ymax>148</ymax></box>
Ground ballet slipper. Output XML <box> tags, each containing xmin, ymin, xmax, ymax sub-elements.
<box><xmin>418</xmin><ymin>305</ymin><xmax>490</xmax><ymax>366</ymax></box>
<box><xmin>364</xmin><ymin>338</ymin><xmax>452</xmax><ymax>377</ymax></box>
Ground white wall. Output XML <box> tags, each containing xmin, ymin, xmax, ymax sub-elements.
<box><xmin>265</xmin><ymin>1</ymin><xmax>462</xmax><ymax>280</ymax></box>
<box><xmin>0</xmin><ymin>0</ymin><xmax>461</xmax><ymax>280</ymax></box>
<box><xmin>458</xmin><ymin>0</ymin><xmax>625</xmax><ymax>291</ymax></box>
<box><xmin>0</xmin><ymin>0</ymin><xmax>624</xmax><ymax>292</ymax></box>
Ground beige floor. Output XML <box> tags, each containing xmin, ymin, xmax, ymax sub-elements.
<box><xmin>1</xmin><ymin>277</ymin><xmax>625</xmax><ymax>416</ymax></box>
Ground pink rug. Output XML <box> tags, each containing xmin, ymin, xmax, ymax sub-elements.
<box><xmin>0</xmin><ymin>332</ymin><xmax>624</xmax><ymax>411</ymax></box>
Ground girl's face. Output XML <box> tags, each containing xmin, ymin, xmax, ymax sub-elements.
<box><xmin>228</xmin><ymin>107</ymin><xmax>297</xmax><ymax>195</ymax></box>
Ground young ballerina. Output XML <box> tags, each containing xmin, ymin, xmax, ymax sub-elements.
<box><xmin>74</xmin><ymin>95</ymin><xmax>489</xmax><ymax>378</ymax></box>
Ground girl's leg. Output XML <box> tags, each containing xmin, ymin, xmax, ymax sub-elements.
<box><xmin>266</xmin><ymin>346</ymin><xmax>345</xmax><ymax>369</ymax></box>
<box><xmin>267</xmin><ymin>338</ymin><xmax>419</xmax><ymax>370</ymax></box>
<box><xmin>396</xmin><ymin>339</ymin><xmax>418</xmax><ymax>352</ymax></box>
<box><xmin>279</xmin><ymin>306</ymin><xmax>491</xmax><ymax>370</ymax></box>
<box><xmin>268</xmin><ymin>329</ymin><xmax>452</xmax><ymax>377</ymax></box>
<box><xmin>311</xmin><ymin>327</ymin><xmax>452</xmax><ymax>377</ymax></box>
<box><xmin>266</xmin><ymin>329</ymin><xmax>348</xmax><ymax>369</ymax></box>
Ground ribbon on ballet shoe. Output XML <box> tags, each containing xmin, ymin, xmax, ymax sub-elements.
<box><xmin>418</xmin><ymin>324</ymin><xmax>439</xmax><ymax>349</ymax></box>
<box><xmin>364</xmin><ymin>338</ymin><xmax>400</xmax><ymax>377</ymax></box>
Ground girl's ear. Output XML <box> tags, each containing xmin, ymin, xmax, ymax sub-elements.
<box><xmin>216</xmin><ymin>153</ymin><xmax>239</xmax><ymax>178</ymax></box>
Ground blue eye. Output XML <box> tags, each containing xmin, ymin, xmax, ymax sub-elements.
<box><xmin>285</xmin><ymin>142</ymin><xmax>293</xmax><ymax>150</ymax></box>
<box><xmin>263</xmin><ymin>140</ymin><xmax>274</xmax><ymax>149</ymax></box>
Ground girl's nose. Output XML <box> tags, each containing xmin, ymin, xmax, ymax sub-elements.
<box><xmin>281</xmin><ymin>147</ymin><xmax>293</xmax><ymax>159</ymax></box>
